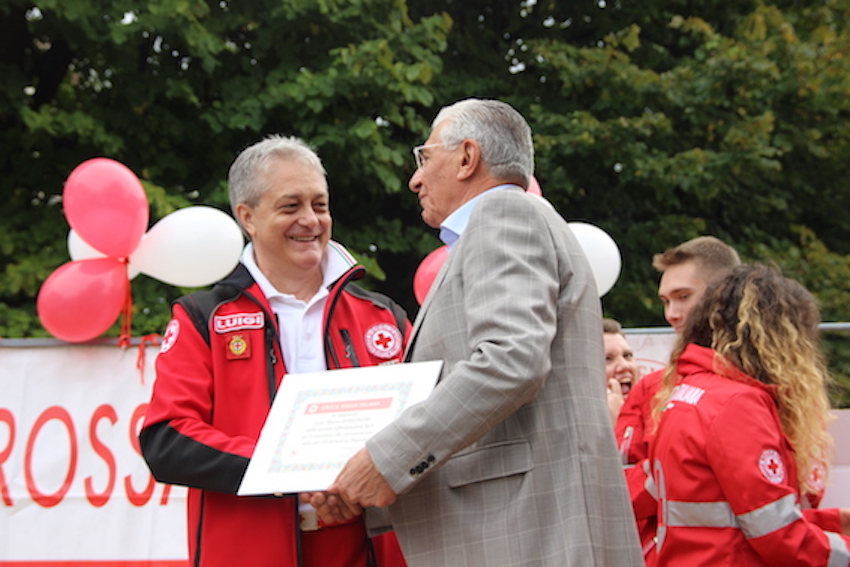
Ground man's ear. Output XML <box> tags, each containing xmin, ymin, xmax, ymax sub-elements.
<box><xmin>234</xmin><ymin>203</ymin><xmax>255</xmax><ymax>238</ymax></box>
<box><xmin>456</xmin><ymin>139</ymin><xmax>481</xmax><ymax>181</ymax></box>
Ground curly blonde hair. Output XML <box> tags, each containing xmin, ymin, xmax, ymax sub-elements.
<box><xmin>653</xmin><ymin>263</ymin><xmax>834</xmax><ymax>495</ymax></box>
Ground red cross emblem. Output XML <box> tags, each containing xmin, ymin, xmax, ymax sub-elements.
<box><xmin>758</xmin><ymin>449</ymin><xmax>785</xmax><ymax>484</ymax></box>
<box><xmin>374</xmin><ymin>332</ymin><xmax>392</xmax><ymax>349</ymax></box>
<box><xmin>808</xmin><ymin>462</ymin><xmax>826</xmax><ymax>492</ymax></box>
<box><xmin>160</xmin><ymin>319</ymin><xmax>180</xmax><ymax>354</ymax></box>
<box><xmin>364</xmin><ymin>323</ymin><xmax>403</xmax><ymax>360</ymax></box>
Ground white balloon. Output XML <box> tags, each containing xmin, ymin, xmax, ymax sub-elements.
<box><xmin>67</xmin><ymin>229</ymin><xmax>141</xmax><ymax>279</ymax></box>
<box><xmin>68</xmin><ymin>228</ymin><xmax>103</xmax><ymax>261</ymax></box>
<box><xmin>567</xmin><ymin>222</ymin><xmax>621</xmax><ymax>297</ymax></box>
<box><xmin>130</xmin><ymin>206</ymin><xmax>244</xmax><ymax>287</ymax></box>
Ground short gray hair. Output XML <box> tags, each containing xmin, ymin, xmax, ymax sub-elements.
<box><xmin>228</xmin><ymin>135</ymin><xmax>326</xmax><ymax>216</ymax></box>
<box><xmin>433</xmin><ymin>98</ymin><xmax>534</xmax><ymax>186</ymax></box>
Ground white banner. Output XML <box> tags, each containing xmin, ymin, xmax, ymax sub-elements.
<box><xmin>0</xmin><ymin>332</ymin><xmax>846</xmax><ymax>564</ymax></box>
<box><xmin>623</xmin><ymin>328</ymin><xmax>676</xmax><ymax>379</ymax></box>
<box><xmin>0</xmin><ymin>340</ymin><xmax>187</xmax><ymax>566</ymax></box>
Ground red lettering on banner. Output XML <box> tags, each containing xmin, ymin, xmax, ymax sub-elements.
<box><xmin>0</xmin><ymin>408</ymin><xmax>15</xmax><ymax>506</ymax></box>
<box><xmin>2</xmin><ymin>402</ymin><xmax>175</xmax><ymax>508</ymax></box>
<box><xmin>131</xmin><ymin>404</ymin><xmax>172</xmax><ymax>505</ymax></box>
<box><xmin>125</xmin><ymin>403</ymin><xmax>155</xmax><ymax>506</ymax></box>
<box><xmin>25</xmin><ymin>406</ymin><xmax>77</xmax><ymax>508</ymax></box>
<box><xmin>86</xmin><ymin>404</ymin><xmax>118</xmax><ymax>507</ymax></box>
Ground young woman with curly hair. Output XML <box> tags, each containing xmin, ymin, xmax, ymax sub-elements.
<box><xmin>632</xmin><ymin>263</ymin><xmax>850</xmax><ymax>566</ymax></box>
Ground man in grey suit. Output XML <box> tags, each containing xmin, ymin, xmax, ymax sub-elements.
<box><xmin>307</xmin><ymin>98</ymin><xmax>642</xmax><ymax>565</ymax></box>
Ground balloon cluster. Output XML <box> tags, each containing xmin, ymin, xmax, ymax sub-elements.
<box><xmin>37</xmin><ymin>158</ymin><xmax>244</xmax><ymax>343</ymax></box>
<box><xmin>412</xmin><ymin>179</ymin><xmax>621</xmax><ymax>304</ymax></box>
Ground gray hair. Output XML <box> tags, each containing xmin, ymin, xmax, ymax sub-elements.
<box><xmin>432</xmin><ymin>98</ymin><xmax>534</xmax><ymax>186</ymax></box>
<box><xmin>227</xmin><ymin>135</ymin><xmax>327</xmax><ymax>217</ymax></box>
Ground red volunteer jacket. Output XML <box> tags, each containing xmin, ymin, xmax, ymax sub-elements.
<box><xmin>615</xmin><ymin>370</ymin><xmax>662</xmax><ymax>561</ymax></box>
<box><xmin>615</xmin><ymin>369</ymin><xmax>662</xmax><ymax>466</ymax></box>
<box><xmin>140</xmin><ymin>262</ymin><xmax>410</xmax><ymax>567</ymax></box>
<box><xmin>632</xmin><ymin>343</ymin><xmax>849</xmax><ymax>566</ymax></box>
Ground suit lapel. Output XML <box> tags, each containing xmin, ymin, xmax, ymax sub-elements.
<box><xmin>404</xmin><ymin>246</ymin><xmax>456</xmax><ymax>360</ymax></box>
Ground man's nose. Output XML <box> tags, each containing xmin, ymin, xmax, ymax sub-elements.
<box><xmin>665</xmin><ymin>304</ymin><xmax>681</xmax><ymax>325</ymax></box>
<box><xmin>298</xmin><ymin>208</ymin><xmax>319</xmax><ymax>226</ymax></box>
<box><xmin>409</xmin><ymin>168</ymin><xmax>423</xmax><ymax>193</ymax></box>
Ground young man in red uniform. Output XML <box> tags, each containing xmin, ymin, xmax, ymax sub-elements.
<box><xmin>614</xmin><ymin>236</ymin><xmax>740</xmax><ymax>561</ymax></box>
<box><xmin>140</xmin><ymin>135</ymin><xmax>409</xmax><ymax>567</ymax></box>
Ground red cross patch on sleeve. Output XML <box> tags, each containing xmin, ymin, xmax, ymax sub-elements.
<box><xmin>160</xmin><ymin>319</ymin><xmax>180</xmax><ymax>354</ymax></box>
<box><xmin>758</xmin><ymin>449</ymin><xmax>786</xmax><ymax>484</ymax></box>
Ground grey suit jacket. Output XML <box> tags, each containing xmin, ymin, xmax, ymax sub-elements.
<box><xmin>367</xmin><ymin>187</ymin><xmax>642</xmax><ymax>566</ymax></box>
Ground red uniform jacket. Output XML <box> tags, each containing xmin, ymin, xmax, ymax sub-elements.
<box><xmin>140</xmin><ymin>262</ymin><xmax>410</xmax><ymax>567</ymax></box>
<box><xmin>632</xmin><ymin>344</ymin><xmax>849</xmax><ymax>566</ymax></box>
<box><xmin>615</xmin><ymin>369</ymin><xmax>662</xmax><ymax>465</ymax></box>
<box><xmin>615</xmin><ymin>369</ymin><xmax>663</xmax><ymax>561</ymax></box>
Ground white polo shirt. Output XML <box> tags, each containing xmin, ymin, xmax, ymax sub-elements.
<box><xmin>240</xmin><ymin>241</ymin><xmax>356</xmax><ymax>374</ymax></box>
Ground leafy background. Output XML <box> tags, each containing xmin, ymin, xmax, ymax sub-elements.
<box><xmin>1</xmin><ymin>0</ymin><xmax>849</xmax><ymax>404</ymax></box>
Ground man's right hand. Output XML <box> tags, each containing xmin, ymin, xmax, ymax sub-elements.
<box><xmin>299</xmin><ymin>491</ymin><xmax>363</xmax><ymax>525</ymax></box>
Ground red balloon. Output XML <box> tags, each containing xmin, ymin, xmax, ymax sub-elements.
<box><xmin>527</xmin><ymin>175</ymin><xmax>543</xmax><ymax>196</ymax></box>
<box><xmin>37</xmin><ymin>258</ymin><xmax>129</xmax><ymax>342</ymax></box>
<box><xmin>63</xmin><ymin>158</ymin><xmax>149</xmax><ymax>259</ymax></box>
<box><xmin>413</xmin><ymin>245</ymin><xmax>449</xmax><ymax>305</ymax></box>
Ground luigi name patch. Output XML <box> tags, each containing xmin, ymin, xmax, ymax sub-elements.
<box><xmin>214</xmin><ymin>312</ymin><xmax>264</xmax><ymax>333</ymax></box>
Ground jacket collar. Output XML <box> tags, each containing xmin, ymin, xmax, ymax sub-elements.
<box><xmin>677</xmin><ymin>343</ymin><xmax>778</xmax><ymax>399</ymax></box>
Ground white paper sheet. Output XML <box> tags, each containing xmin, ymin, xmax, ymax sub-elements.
<box><xmin>238</xmin><ymin>359</ymin><xmax>443</xmax><ymax>495</ymax></box>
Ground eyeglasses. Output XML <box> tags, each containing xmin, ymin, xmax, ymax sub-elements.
<box><xmin>412</xmin><ymin>143</ymin><xmax>444</xmax><ymax>170</ymax></box>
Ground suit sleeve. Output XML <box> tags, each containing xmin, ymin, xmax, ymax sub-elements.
<box><xmin>368</xmin><ymin>191</ymin><xmax>567</xmax><ymax>494</ymax></box>
<box><xmin>706</xmin><ymin>392</ymin><xmax>850</xmax><ymax>565</ymax></box>
<box><xmin>139</xmin><ymin>304</ymin><xmax>252</xmax><ymax>494</ymax></box>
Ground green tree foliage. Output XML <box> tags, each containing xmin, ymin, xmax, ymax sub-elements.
<box><xmin>411</xmin><ymin>0</ymin><xmax>850</xmax><ymax>403</ymax></box>
<box><xmin>520</xmin><ymin>2</ymin><xmax>850</xmax><ymax>326</ymax></box>
<box><xmin>0</xmin><ymin>0</ymin><xmax>451</xmax><ymax>336</ymax></box>
<box><xmin>2</xmin><ymin>1</ymin><xmax>850</xmax><ymax>404</ymax></box>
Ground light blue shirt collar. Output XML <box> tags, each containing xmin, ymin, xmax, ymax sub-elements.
<box><xmin>439</xmin><ymin>185</ymin><xmax>517</xmax><ymax>248</ymax></box>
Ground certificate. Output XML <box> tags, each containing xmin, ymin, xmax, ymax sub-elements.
<box><xmin>237</xmin><ymin>359</ymin><xmax>442</xmax><ymax>495</ymax></box>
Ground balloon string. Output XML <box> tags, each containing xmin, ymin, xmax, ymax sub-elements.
<box><xmin>136</xmin><ymin>333</ymin><xmax>161</xmax><ymax>384</ymax></box>
<box><xmin>118</xmin><ymin>278</ymin><xmax>134</xmax><ymax>348</ymax></box>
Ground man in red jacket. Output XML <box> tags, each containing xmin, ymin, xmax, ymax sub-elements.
<box><xmin>140</xmin><ymin>135</ymin><xmax>409</xmax><ymax>567</ymax></box>
<box><xmin>614</xmin><ymin>235</ymin><xmax>739</xmax><ymax>561</ymax></box>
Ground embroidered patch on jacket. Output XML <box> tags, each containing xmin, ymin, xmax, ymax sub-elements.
<box><xmin>808</xmin><ymin>461</ymin><xmax>826</xmax><ymax>492</ymax></box>
<box><xmin>669</xmin><ymin>383</ymin><xmax>706</xmax><ymax>406</ymax></box>
<box><xmin>226</xmin><ymin>334</ymin><xmax>250</xmax><ymax>360</ymax></box>
<box><xmin>160</xmin><ymin>319</ymin><xmax>179</xmax><ymax>354</ymax></box>
<box><xmin>364</xmin><ymin>323</ymin><xmax>403</xmax><ymax>359</ymax></box>
<box><xmin>213</xmin><ymin>312</ymin><xmax>264</xmax><ymax>334</ymax></box>
<box><xmin>759</xmin><ymin>449</ymin><xmax>786</xmax><ymax>484</ymax></box>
